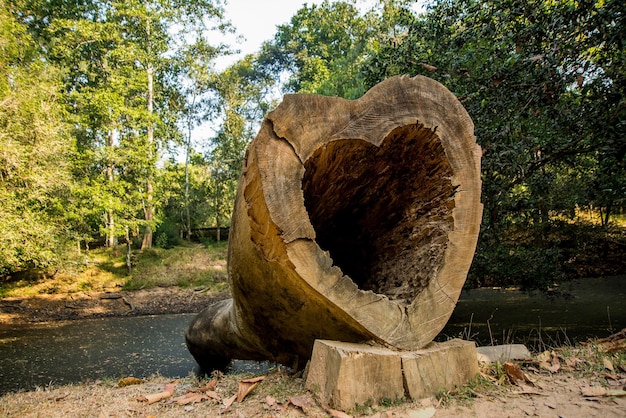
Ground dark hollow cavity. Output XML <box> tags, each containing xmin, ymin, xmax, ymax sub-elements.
<box><xmin>302</xmin><ymin>124</ymin><xmax>456</xmax><ymax>303</ymax></box>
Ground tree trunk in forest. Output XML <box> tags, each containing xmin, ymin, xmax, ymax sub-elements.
<box><xmin>141</xmin><ymin>178</ymin><xmax>154</xmax><ymax>249</ymax></box>
<box><xmin>125</xmin><ymin>226</ymin><xmax>132</xmax><ymax>275</ymax></box>
<box><xmin>141</xmin><ymin>65</ymin><xmax>155</xmax><ymax>250</ymax></box>
<box><xmin>214</xmin><ymin>191</ymin><xmax>222</xmax><ymax>243</ymax></box>
<box><xmin>106</xmin><ymin>130</ymin><xmax>117</xmax><ymax>248</ymax></box>
<box><xmin>183</xmin><ymin>92</ymin><xmax>197</xmax><ymax>241</ymax></box>
<box><xmin>186</xmin><ymin>75</ymin><xmax>483</xmax><ymax>371</ymax></box>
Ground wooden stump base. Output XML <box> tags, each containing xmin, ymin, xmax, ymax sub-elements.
<box><xmin>305</xmin><ymin>339</ymin><xmax>479</xmax><ymax>411</ymax></box>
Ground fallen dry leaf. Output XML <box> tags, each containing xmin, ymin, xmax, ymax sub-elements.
<box><xmin>188</xmin><ymin>379</ymin><xmax>217</xmax><ymax>393</ymax></box>
<box><xmin>117</xmin><ymin>376</ymin><xmax>143</xmax><ymax>387</ymax></box>
<box><xmin>603</xmin><ymin>357</ymin><xmax>615</xmax><ymax>372</ymax></box>
<box><xmin>546</xmin><ymin>362</ymin><xmax>561</xmax><ymax>373</ymax></box>
<box><xmin>526</xmin><ymin>366</ymin><xmax>540</xmax><ymax>374</ymax></box>
<box><xmin>265</xmin><ymin>395</ymin><xmax>276</xmax><ymax>406</ymax></box>
<box><xmin>289</xmin><ymin>394</ymin><xmax>315</xmax><ymax>414</ymax></box>
<box><xmin>171</xmin><ymin>392</ymin><xmax>210</xmax><ymax>405</ymax></box>
<box><xmin>537</xmin><ymin>351</ymin><xmax>551</xmax><ymax>363</ymax></box>
<box><xmin>236</xmin><ymin>375</ymin><xmax>265</xmax><ymax>402</ymax></box>
<box><xmin>564</xmin><ymin>356</ymin><xmax>584</xmax><ymax>369</ymax></box>
<box><xmin>595</xmin><ymin>328</ymin><xmax>626</xmax><ymax>352</ymax></box>
<box><xmin>420</xmin><ymin>63</ymin><xmax>437</xmax><ymax>72</ymax></box>
<box><xmin>581</xmin><ymin>386</ymin><xmax>626</xmax><ymax>397</ymax></box>
<box><xmin>607</xmin><ymin>389</ymin><xmax>626</xmax><ymax>397</ymax></box>
<box><xmin>139</xmin><ymin>383</ymin><xmax>177</xmax><ymax>404</ymax></box>
<box><xmin>223</xmin><ymin>393</ymin><xmax>237</xmax><ymax>408</ymax></box>
<box><xmin>605</xmin><ymin>341</ymin><xmax>626</xmax><ymax>352</ymax></box>
<box><xmin>206</xmin><ymin>390</ymin><xmax>221</xmax><ymax>400</ymax></box>
<box><xmin>551</xmin><ymin>352</ymin><xmax>561</xmax><ymax>365</ymax></box>
<box><xmin>167</xmin><ymin>380</ymin><xmax>221</xmax><ymax>406</ymax></box>
<box><xmin>537</xmin><ymin>351</ymin><xmax>561</xmax><ymax>373</ymax></box>
<box><xmin>600</xmin><ymin>373</ymin><xmax>620</xmax><ymax>381</ymax></box>
<box><xmin>503</xmin><ymin>362</ymin><xmax>533</xmax><ymax>386</ymax></box>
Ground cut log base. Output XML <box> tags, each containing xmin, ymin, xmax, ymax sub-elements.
<box><xmin>305</xmin><ymin>339</ymin><xmax>479</xmax><ymax>411</ymax></box>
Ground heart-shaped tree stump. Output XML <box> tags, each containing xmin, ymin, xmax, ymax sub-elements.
<box><xmin>186</xmin><ymin>75</ymin><xmax>483</xmax><ymax>371</ymax></box>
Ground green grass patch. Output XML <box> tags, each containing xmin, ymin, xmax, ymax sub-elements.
<box><xmin>0</xmin><ymin>241</ymin><xmax>230</xmax><ymax>297</ymax></box>
<box><xmin>124</xmin><ymin>241</ymin><xmax>228</xmax><ymax>291</ymax></box>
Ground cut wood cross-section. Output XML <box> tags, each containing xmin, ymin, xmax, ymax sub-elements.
<box><xmin>185</xmin><ymin>75</ymin><xmax>483</xmax><ymax>371</ymax></box>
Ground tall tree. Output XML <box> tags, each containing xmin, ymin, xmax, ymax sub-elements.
<box><xmin>176</xmin><ymin>39</ymin><xmax>230</xmax><ymax>240</ymax></box>
<box><xmin>363</xmin><ymin>0</ymin><xmax>625</xmax><ymax>287</ymax></box>
<box><xmin>365</xmin><ymin>0</ymin><xmax>625</xmax><ymax>226</ymax></box>
<box><xmin>206</xmin><ymin>55</ymin><xmax>274</xmax><ymax>240</ymax></box>
<box><xmin>10</xmin><ymin>0</ymin><xmax>232</xmax><ymax>250</ymax></box>
<box><xmin>258</xmin><ymin>0</ymin><xmax>375</xmax><ymax>99</ymax></box>
<box><xmin>107</xmin><ymin>0</ymin><xmax>229</xmax><ymax>249</ymax></box>
<box><xmin>0</xmin><ymin>0</ymin><xmax>73</xmax><ymax>274</ymax></box>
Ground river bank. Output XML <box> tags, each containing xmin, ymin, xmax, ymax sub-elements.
<box><xmin>0</xmin><ymin>286</ymin><xmax>224</xmax><ymax>325</ymax></box>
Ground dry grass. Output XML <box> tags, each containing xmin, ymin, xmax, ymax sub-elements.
<box><xmin>2</xmin><ymin>337</ymin><xmax>625</xmax><ymax>418</ymax></box>
<box><xmin>123</xmin><ymin>242</ymin><xmax>229</xmax><ymax>291</ymax></box>
<box><xmin>0</xmin><ymin>370</ymin><xmax>326</xmax><ymax>418</ymax></box>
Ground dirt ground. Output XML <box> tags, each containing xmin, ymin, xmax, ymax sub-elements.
<box><xmin>1</xmin><ymin>351</ymin><xmax>625</xmax><ymax>418</ymax></box>
<box><xmin>1</xmin><ymin>289</ymin><xmax>625</xmax><ymax>417</ymax></box>
<box><xmin>0</xmin><ymin>286</ymin><xmax>224</xmax><ymax>324</ymax></box>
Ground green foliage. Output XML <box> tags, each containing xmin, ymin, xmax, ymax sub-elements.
<box><xmin>469</xmin><ymin>239</ymin><xmax>565</xmax><ymax>290</ymax></box>
<box><xmin>158</xmin><ymin>153</ymin><xmax>220</xmax><ymax>240</ymax></box>
<box><xmin>0</xmin><ymin>1</ymin><xmax>76</xmax><ymax>274</ymax></box>
<box><xmin>258</xmin><ymin>0</ymin><xmax>382</xmax><ymax>98</ymax></box>
<box><xmin>365</xmin><ymin>0</ymin><xmax>625</xmax><ymax>214</ymax></box>
<box><xmin>2</xmin><ymin>0</ymin><xmax>624</xmax><ymax>291</ymax></box>
<box><xmin>199</xmin><ymin>56</ymin><xmax>275</xmax><ymax>231</ymax></box>
<box><xmin>1</xmin><ymin>242</ymin><xmax>230</xmax><ymax>297</ymax></box>
<box><xmin>154</xmin><ymin>220</ymin><xmax>182</xmax><ymax>249</ymax></box>
<box><xmin>361</xmin><ymin>0</ymin><xmax>626</xmax><ymax>289</ymax></box>
<box><xmin>0</xmin><ymin>0</ymin><xmax>234</xmax><ymax>277</ymax></box>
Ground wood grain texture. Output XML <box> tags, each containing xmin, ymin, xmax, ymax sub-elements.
<box><xmin>186</xmin><ymin>75</ymin><xmax>482</xmax><ymax>371</ymax></box>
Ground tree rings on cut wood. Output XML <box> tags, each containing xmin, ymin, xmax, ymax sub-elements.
<box><xmin>185</xmin><ymin>75</ymin><xmax>482</xmax><ymax>371</ymax></box>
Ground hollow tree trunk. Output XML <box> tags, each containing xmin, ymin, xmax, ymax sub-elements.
<box><xmin>185</xmin><ymin>75</ymin><xmax>483</xmax><ymax>371</ymax></box>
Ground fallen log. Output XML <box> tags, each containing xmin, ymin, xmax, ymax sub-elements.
<box><xmin>185</xmin><ymin>75</ymin><xmax>482</xmax><ymax>371</ymax></box>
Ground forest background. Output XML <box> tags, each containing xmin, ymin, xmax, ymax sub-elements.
<box><xmin>1</xmin><ymin>0</ymin><xmax>624</xmax><ymax>292</ymax></box>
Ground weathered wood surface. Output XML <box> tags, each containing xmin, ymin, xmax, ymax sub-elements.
<box><xmin>185</xmin><ymin>75</ymin><xmax>482</xmax><ymax>371</ymax></box>
<box><xmin>305</xmin><ymin>339</ymin><xmax>479</xmax><ymax>410</ymax></box>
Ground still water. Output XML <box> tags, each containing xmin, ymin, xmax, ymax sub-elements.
<box><xmin>1</xmin><ymin>276</ymin><xmax>624</xmax><ymax>394</ymax></box>
<box><xmin>438</xmin><ymin>276</ymin><xmax>626</xmax><ymax>348</ymax></box>
<box><xmin>0</xmin><ymin>314</ymin><xmax>197</xmax><ymax>394</ymax></box>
